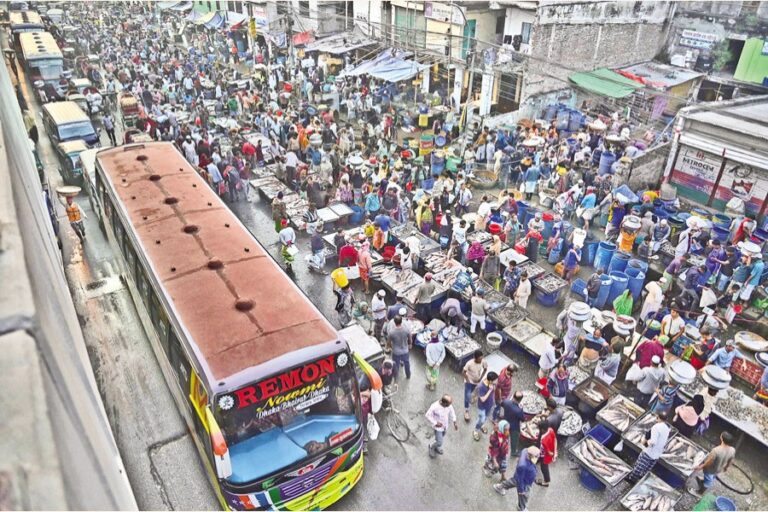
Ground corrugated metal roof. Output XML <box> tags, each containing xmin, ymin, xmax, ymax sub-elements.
<box><xmin>618</xmin><ymin>62</ymin><xmax>703</xmax><ymax>89</ymax></box>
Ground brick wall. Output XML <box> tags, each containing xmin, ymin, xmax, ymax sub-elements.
<box><xmin>615</xmin><ymin>142</ymin><xmax>671</xmax><ymax>190</ymax></box>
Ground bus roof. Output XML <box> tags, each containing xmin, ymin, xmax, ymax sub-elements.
<box><xmin>43</xmin><ymin>101</ymin><xmax>89</xmax><ymax>125</ymax></box>
<box><xmin>19</xmin><ymin>31</ymin><xmax>63</xmax><ymax>60</ymax></box>
<box><xmin>95</xmin><ymin>143</ymin><xmax>339</xmax><ymax>387</ymax></box>
<box><xmin>9</xmin><ymin>10</ymin><xmax>43</xmax><ymax>29</ymax></box>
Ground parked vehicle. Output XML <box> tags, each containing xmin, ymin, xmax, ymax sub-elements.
<box><xmin>42</xmin><ymin>100</ymin><xmax>100</xmax><ymax>147</ymax></box>
<box><xmin>54</xmin><ymin>139</ymin><xmax>88</xmax><ymax>185</ymax></box>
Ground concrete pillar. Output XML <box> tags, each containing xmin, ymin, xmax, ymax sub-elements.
<box><xmin>480</xmin><ymin>72</ymin><xmax>494</xmax><ymax>116</ymax></box>
<box><xmin>421</xmin><ymin>69</ymin><xmax>430</xmax><ymax>94</ymax></box>
<box><xmin>452</xmin><ymin>66</ymin><xmax>463</xmax><ymax>112</ymax></box>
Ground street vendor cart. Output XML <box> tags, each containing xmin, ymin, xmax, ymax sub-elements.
<box><xmin>119</xmin><ymin>92</ymin><xmax>140</xmax><ymax>128</ymax></box>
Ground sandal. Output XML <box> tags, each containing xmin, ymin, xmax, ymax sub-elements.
<box><xmin>535</xmin><ymin>479</ymin><xmax>549</xmax><ymax>487</ymax></box>
<box><xmin>464</xmin><ymin>411</ymin><xmax>471</xmax><ymax>422</ymax></box>
<box><xmin>473</xmin><ymin>430</ymin><xmax>481</xmax><ymax>441</ymax></box>
<box><xmin>481</xmin><ymin>426</ymin><xmax>488</xmax><ymax>434</ymax></box>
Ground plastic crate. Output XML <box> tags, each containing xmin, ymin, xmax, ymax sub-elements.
<box><xmin>588</xmin><ymin>424</ymin><xmax>614</xmax><ymax>446</ymax></box>
<box><xmin>731</xmin><ymin>357</ymin><xmax>762</xmax><ymax>387</ymax></box>
<box><xmin>571</xmin><ymin>278</ymin><xmax>587</xmax><ymax>297</ymax></box>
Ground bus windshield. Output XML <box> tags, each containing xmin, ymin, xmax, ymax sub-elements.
<box><xmin>215</xmin><ymin>352</ymin><xmax>361</xmax><ymax>486</ymax></box>
<box><xmin>31</xmin><ymin>59</ymin><xmax>63</xmax><ymax>81</ymax></box>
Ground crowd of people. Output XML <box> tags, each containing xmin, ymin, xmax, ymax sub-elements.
<box><xmin>34</xmin><ymin>3</ymin><xmax>764</xmax><ymax>510</ymax></box>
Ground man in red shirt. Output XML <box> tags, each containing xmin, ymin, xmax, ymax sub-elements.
<box><xmin>636</xmin><ymin>335</ymin><xmax>666</xmax><ymax>368</ymax></box>
<box><xmin>241</xmin><ymin>140</ymin><xmax>256</xmax><ymax>167</ymax></box>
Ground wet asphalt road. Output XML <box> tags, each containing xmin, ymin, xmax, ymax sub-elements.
<box><xmin>7</xmin><ymin>35</ymin><xmax>766</xmax><ymax>511</ymax></box>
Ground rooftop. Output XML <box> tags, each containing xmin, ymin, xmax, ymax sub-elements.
<box><xmin>682</xmin><ymin>95</ymin><xmax>768</xmax><ymax>141</ymax></box>
<box><xmin>617</xmin><ymin>62</ymin><xmax>703</xmax><ymax>89</ymax></box>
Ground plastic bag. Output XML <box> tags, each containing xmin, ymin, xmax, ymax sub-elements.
<box><xmin>367</xmin><ymin>414</ymin><xmax>380</xmax><ymax>440</ymax></box>
<box><xmin>626</xmin><ymin>363</ymin><xmax>643</xmax><ymax>382</ymax></box>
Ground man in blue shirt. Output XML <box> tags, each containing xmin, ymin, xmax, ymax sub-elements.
<box><xmin>374</xmin><ymin>213</ymin><xmax>391</xmax><ymax>233</ymax></box>
<box><xmin>707</xmin><ymin>340</ymin><xmax>747</xmax><ymax>373</ymax></box>
<box><xmin>494</xmin><ymin>446</ymin><xmax>540</xmax><ymax>511</ymax></box>
<box><xmin>562</xmin><ymin>244</ymin><xmax>582</xmax><ymax>284</ymax></box>
<box><xmin>499</xmin><ymin>391</ymin><xmax>525</xmax><ymax>456</ymax></box>
<box><xmin>739</xmin><ymin>254</ymin><xmax>764</xmax><ymax>304</ymax></box>
<box><xmin>679</xmin><ymin>265</ymin><xmax>706</xmax><ymax>307</ymax></box>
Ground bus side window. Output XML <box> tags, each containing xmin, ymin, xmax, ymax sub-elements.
<box><xmin>114</xmin><ymin>215</ymin><xmax>124</xmax><ymax>247</ymax></box>
<box><xmin>150</xmin><ymin>293</ymin><xmax>169</xmax><ymax>356</ymax></box>
<box><xmin>125</xmin><ymin>242</ymin><xmax>137</xmax><ymax>277</ymax></box>
<box><xmin>169</xmin><ymin>330</ymin><xmax>191</xmax><ymax>402</ymax></box>
<box><xmin>137</xmin><ymin>270</ymin><xmax>150</xmax><ymax>308</ymax></box>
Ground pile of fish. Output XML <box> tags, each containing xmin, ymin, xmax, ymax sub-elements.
<box><xmin>432</xmin><ymin>268</ymin><xmax>462</xmax><ymax>288</ymax></box>
<box><xmin>568</xmin><ymin>366</ymin><xmax>591</xmax><ymax>388</ymax></box>
<box><xmin>521</xmin><ymin>407</ymin><xmax>582</xmax><ymax>438</ymax></box>
<box><xmin>715</xmin><ymin>388</ymin><xmax>768</xmax><ymax>439</ymax></box>
<box><xmin>679</xmin><ymin>375</ymin><xmax>705</xmax><ymax>397</ymax></box>
<box><xmin>424</xmin><ymin>253</ymin><xmax>462</xmax><ymax>273</ymax></box>
<box><xmin>624</xmin><ymin>413</ymin><xmax>676</xmax><ymax>448</ymax></box>
<box><xmin>660</xmin><ymin>436</ymin><xmax>707</xmax><ymax>475</ymax></box>
<box><xmin>533</xmin><ymin>273</ymin><xmax>567</xmax><ymax>294</ymax></box>
<box><xmin>597</xmin><ymin>396</ymin><xmax>644</xmax><ymax>432</ymax></box>
<box><xmin>622</xmin><ymin>474</ymin><xmax>679</xmax><ymax>511</ymax></box>
<box><xmin>519</xmin><ymin>390</ymin><xmax>546</xmax><ymax>415</ymax></box>
<box><xmin>519</xmin><ymin>261</ymin><xmax>546</xmax><ymax>280</ymax></box>
<box><xmin>575</xmin><ymin>378</ymin><xmax>613</xmax><ymax>407</ymax></box>
<box><xmin>467</xmin><ymin>230</ymin><xmax>492</xmax><ymax>245</ymax></box>
<box><xmin>571</xmin><ymin>436</ymin><xmax>631</xmax><ymax>485</ymax></box>
<box><xmin>443</xmin><ymin>335</ymin><xmax>480</xmax><ymax>360</ymax></box>
<box><xmin>382</xmin><ymin>269</ymin><xmax>422</xmax><ymax>294</ymax></box>
<box><xmin>489</xmin><ymin>302</ymin><xmax>527</xmax><ymax>328</ymax></box>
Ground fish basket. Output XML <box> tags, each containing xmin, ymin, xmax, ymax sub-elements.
<box><xmin>620</xmin><ymin>473</ymin><xmax>683</xmax><ymax>512</ymax></box>
<box><xmin>568</xmin><ymin>433</ymin><xmax>632</xmax><ymax>488</ymax></box>
<box><xmin>621</xmin><ymin>411</ymin><xmax>678</xmax><ymax>454</ymax></box>
<box><xmin>486</xmin><ymin>332</ymin><xmax>503</xmax><ymax>350</ymax></box>
<box><xmin>573</xmin><ymin>376</ymin><xmax>616</xmax><ymax>409</ymax></box>
<box><xmin>469</xmin><ymin>169</ymin><xmax>498</xmax><ymax>189</ymax></box>
<box><xmin>658</xmin><ymin>434</ymin><xmax>708</xmax><ymax>478</ymax></box>
<box><xmin>596</xmin><ymin>395</ymin><xmax>645</xmax><ymax>434</ymax></box>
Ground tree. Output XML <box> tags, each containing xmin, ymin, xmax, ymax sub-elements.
<box><xmin>711</xmin><ymin>40</ymin><xmax>733</xmax><ymax>72</ymax></box>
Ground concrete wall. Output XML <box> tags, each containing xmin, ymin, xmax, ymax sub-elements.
<box><xmin>353</xmin><ymin>0</ymin><xmax>384</xmax><ymax>37</ymax></box>
<box><xmin>522</xmin><ymin>1</ymin><xmax>674</xmax><ymax>103</ymax></box>
<box><xmin>621</xmin><ymin>142</ymin><xmax>672</xmax><ymax>190</ymax></box>
<box><xmin>0</xmin><ymin>53</ymin><xmax>136</xmax><ymax>510</ymax></box>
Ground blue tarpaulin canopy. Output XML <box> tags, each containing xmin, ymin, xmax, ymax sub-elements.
<box><xmin>204</xmin><ymin>12</ymin><xmax>224</xmax><ymax>29</ymax></box>
<box><xmin>341</xmin><ymin>50</ymin><xmax>425</xmax><ymax>83</ymax></box>
<box><xmin>169</xmin><ymin>2</ymin><xmax>192</xmax><ymax>12</ymax></box>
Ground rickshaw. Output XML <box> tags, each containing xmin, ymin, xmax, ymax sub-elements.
<box><xmin>119</xmin><ymin>92</ymin><xmax>139</xmax><ymax>128</ymax></box>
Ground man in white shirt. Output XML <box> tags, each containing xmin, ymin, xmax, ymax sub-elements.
<box><xmin>426</xmin><ymin>394</ymin><xmax>458</xmax><ymax>457</ymax></box>
<box><xmin>538</xmin><ymin>337</ymin><xmax>558</xmax><ymax>379</ymax></box>
<box><xmin>371</xmin><ymin>290</ymin><xmax>388</xmax><ymax>341</ymax></box>
<box><xmin>626</xmin><ymin>412</ymin><xmax>671</xmax><ymax>483</ymax></box>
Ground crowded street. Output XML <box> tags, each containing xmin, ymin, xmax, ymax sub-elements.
<box><xmin>2</xmin><ymin>1</ymin><xmax>768</xmax><ymax>511</ymax></box>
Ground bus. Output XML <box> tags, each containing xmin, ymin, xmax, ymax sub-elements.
<box><xmin>18</xmin><ymin>31</ymin><xmax>63</xmax><ymax>88</ymax></box>
<box><xmin>90</xmin><ymin>142</ymin><xmax>372</xmax><ymax>510</ymax></box>
<box><xmin>9</xmin><ymin>10</ymin><xmax>44</xmax><ymax>47</ymax></box>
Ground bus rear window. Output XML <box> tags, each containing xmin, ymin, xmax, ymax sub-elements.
<box><xmin>214</xmin><ymin>352</ymin><xmax>360</xmax><ymax>485</ymax></box>
<box><xmin>60</xmin><ymin>122</ymin><xmax>94</xmax><ymax>140</ymax></box>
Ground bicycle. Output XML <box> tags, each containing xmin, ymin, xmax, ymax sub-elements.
<box><xmin>381</xmin><ymin>383</ymin><xmax>411</xmax><ymax>442</ymax></box>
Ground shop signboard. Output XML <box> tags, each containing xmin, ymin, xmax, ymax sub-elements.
<box><xmin>424</xmin><ymin>1</ymin><xmax>465</xmax><ymax>25</ymax></box>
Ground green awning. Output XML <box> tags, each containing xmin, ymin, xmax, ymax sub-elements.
<box><xmin>734</xmin><ymin>38</ymin><xmax>768</xmax><ymax>85</ymax></box>
<box><xmin>569</xmin><ymin>68</ymin><xmax>643</xmax><ymax>98</ymax></box>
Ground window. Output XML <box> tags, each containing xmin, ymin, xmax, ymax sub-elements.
<box><xmin>495</xmin><ymin>15</ymin><xmax>504</xmax><ymax>35</ymax></box>
<box><xmin>334</xmin><ymin>1</ymin><xmax>349</xmax><ymax>16</ymax></box>
<box><xmin>521</xmin><ymin>22</ymin><xmax>532</xmax><ymax>44</ymax></box>
<box><xmin>215</xmin><ymin>1</ymin><xmax>221</xmax><ymax>11</ymax></box>
<box><xmin>125</xmin><ymin>243</ymin><xmax>137</xmax><ymax>277</ymax></box>
<box><xmin>206</xmin><ymin>1</ymin><xmax>212</xmax><ymax>11</ymax></box>
<box><xmin>231</xmin><ymin>0</ymin><xmax>242</xmax><ymax>14</ymax></box>
<box><xmin>299</xmin><ymin>1</ymin><xmax>310</xmax><ymax>16</ymax></box>
<box><xmin>137</xmin><ymin>270</ymin><xmax>150</xmax><ymax>307</ymax></box>
<box><xmin>151</xmin><ymin>293</ymin><xmax>170</xmax><ymax>356</ymax></box>
<box><xmin>114</xmin><ymin>218</ymin><xmax>124</xmax><ymax>249</ymax></box>
<box><xmin>169</xmin><ymin>331</ymin><xmax>191</xmax><ymax>397</ymax></box>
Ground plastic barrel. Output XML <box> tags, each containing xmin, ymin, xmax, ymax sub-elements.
<box><xmin>517</xmin><ymin>201</ymin><xmax>529</xmax><ymax>227</ymax></box>
<box><xmin>712</xmin><ymin>213</ymin><xmax>730</xmax><ymax>230</ymax></box>
<box><xmin>523</xmin><ymin>207</ymin><xmax>539</xmax><ymax>230</ymax></box>
<box><xmin>668</xmin><ymin>215</ymin><xmax>686</xmax><ymax>245</ymax></box>
<box><xmin>591</xmin><ymin>147</ymin><xmax>602</xmax><ymax>166</ymax></box>
<box><xmin>548</xmin><ymin>240</ymin><xmax>563</xmax><ymax>264</ymax></box>
<box><xmin>628</xmin><ymin>271</ymin><xmax>645</xmax><ymax>301</ymax></box>
<box><xmin>608</xmin><ymin>251</ymin><xmax>631</xmax><ymax>273</ymax></box>
<box><xmin>594</xmin><ymin>241</ymin><xmax>616</xmax><ymax>272</ymax></box>
<box><xmin>349</xmin><ymin>205</ymin><xmax>364</xmax><ymax>225</ymax></box>
<box><xmin>627</xmin><ymin>259</ymin><xmax>649</xmax><ymax>275</ymax></box>
<box><xmin>579</xmin><ymin>467</ymin><xmax>606</xmax><ymax>492</ymax></box>
<box><xmin>595</xmin><ymin>274</ymin><xmax>612</xmax><ymax>309</ymax></box>
<box><xmin>582</xmin><ymin>240</ymin><xmax>598</xmax><ymax>266</ymax></box>
<box><xmin>654</xmin><ymin>207</ymin><xmax>670</xmax><ymax>221</ymax></box>
<box><xmin>598</xmin><ymin>151</ymin><xmax>616</xmax><ymax>175</ymax></box>
<box><xmin>712</xmin><ymin>226</ymin><xmax>730</xmax><ymax>243</ymax></box>
<box><xmin>692</xmin><ymin>208</ymin><xmax>709</xmax><ymax>218</ymax></box>
<box><xmin>607</xmin><ymin>271</ymin><xmax>629</xmax><ymax>305</ymax></box>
